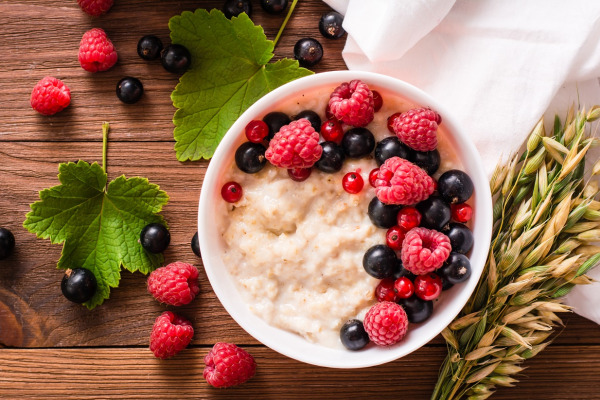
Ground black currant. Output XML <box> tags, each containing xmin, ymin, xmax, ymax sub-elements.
<box><xmin>413</xmin><ymin>150</ymin><xmax>440</xmax><ymax>175</ymax></box>
<box><xmin>438</xmin><ymin>252</ymin><xmax>471</xmax><ymax>285</ymax></box>
<box><xmin>443</xmin><ymin>222</ymin><xmax>474</xmax><ymax>254</ymax></box>
<box><xmin>319</xmin><ymin>11</ymin><xmax>345</xmax><ymax>39</ymax></box>
<box><xmin>116</xmin><ymin>77</ymin><xmax>143</xmax><ymax>104</ymax></box>
<box><xmin>416</xmin><ymin>196</ymin><xmax>451</xmax><ymax>231</ymax></box>
<box><xmin>441</xmin><ymin>275</ymin><xmax>454</xmax><ymax>291</ymax></box>
<box><xmin>137</xmin><ymin>35</ymin><xmax>163</xmax><ymax>60</ymax></box>
<box><xmin>374</xmin><ymin>137</ymin><xmax>413</xmax><ymax>166</ymax></box>
<box><xmin>342</xmin><ymin>128</ymin><xmax>375</xmax><ymax>158</ymax></box>
<box><xmin>235</xmin><ymin>142</ymin><xmax>267</xmax><ymax>174</ymax></box>
<box><xmin>393</xmin><ymin>259</ymin><xmax>416</xmax><ymax>280</ymax></box>
<box><xmin>61</xmin><ymin>268</ymin><xmax>97</xmax><ymax>304</ymax></box>
<box><xmin>294</xmin><ymin>38</ymin><xmax>323</xmax><ymax>67</ymax></box>
<box><xmin>140</xmin><ymin>223</ymin><xmax>170</xmax><ymax>253</ymax></box>
<box><xmin>340</xmin><ymin>319</ymin><xmax>370</xmax><ymax>350</ymax></box>
<box><xmin>368</xmin><ymin>197</ymin><xmax>401</xmax><ymax>228</ymax></box>
<box><xmin>362</xmin><ymin>245</ymin><xmax>397</xmax><ymax>279</ymax></box>
<box><xmin>223</xmin><ymin>0</ymin><xmax>252</xmax><ymax>18</ymax></box>
<box><xmin>161</xmin><ymin>44</ymin><xmax>192</xmax><ymax>74</ymax></box>
<box><xmin>263</xmin><ymin>111</ymin><xmax>291</xmax><ymax>140</ymax></box>
<box><xmin>0</xmin><ymin>227</ymin><xmax>15</xmax><ymax>260</ymax></box>
<box><xmin>315</xmin><ymin>141</ymin><xmax>345</xmax><ymax>173</ymax></box>
<box><xmin>191</xmin><ymin>232</ymin><xmax>201</xmax><ymax>258</ymax></box>
<box><xmin>398</xmin><ymin>295</ymin><xmax>433</xmax><ymax>323</ymax></box>
<box><xmin>260</xmin><ymin>0</ymin><xmax>288</xmax><ymax>14</ymax></box>
<box><xmin>294</xmin><ymin>110</ymin><xmax>321</xmax><ymax>132</ymax></box>
<box><xmin>438</xmin><ymin>170</ymin><xmax>474</xmax><ymax>204</ymax></box>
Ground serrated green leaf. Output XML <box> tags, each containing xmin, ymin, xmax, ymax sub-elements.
<box><xmin>23</xmin><ymin>161</ymin><xmax>169</xmax><ymax>309</ymax></box>
<box><xmin>169</xmin><ymin>9</ymin><xmax>313</xmax><ymax>161</ymax></box>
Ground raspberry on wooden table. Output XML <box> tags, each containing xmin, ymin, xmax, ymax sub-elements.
<box><xmin>30</xmin><ymin>77</ymin><xmax>71</xmax><ymax>116</ymax></box>
<box><xmin>203</xmin><ymin>342</ymin><xmax>257</xmax><ymax>388</ymax></box>
<box><xmin>401</xmin><ymin>227</ymin><xmax>451</xmax><ymax>275</ymax></box>
<box><xmin>265</xmin><ymin>119</ymin><xmax>322</xmax><ymax>168</ymax></box>
<box><xmin>374</xmin><ymin>157</ymin><xmax>435</xmax><ymax>205</ymax></box>
<box><xmin>78</xmin><ymin>28</ymin><xmax>118</xmax><ymax>72</ymax></box>
<box><xmin>149</xmin><ymin>311</ymin><xmax>194</xmax><ymax>359</ymax></box>
<box><xmin>363</xmin><ymin>301</ymin><xmax>408</xmax><ymax>346</ymax></box>
<box><xmin>328</xmin><ymin>80</ymin><xmax>374</xmax><ymax>127</ymax></box>
<box><xmin>392</xmin><ymin>108</ymin><xmax>439</xmax><ymax>152</ymax></box>
<box><xmin>147</xmin><ymin>262</ymin><xmax>200</xmax><ymax>306</ymax></box>
<box><xmin>77</xmin><ymin>0</ymin><xmax>114</xmax><ymax>16</ymax></box>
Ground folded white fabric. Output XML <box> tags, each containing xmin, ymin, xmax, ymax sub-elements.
<box><xmin>324</xmin><ymin>0</ymin><xmax>600</xmax><ymax>323</ymax></box>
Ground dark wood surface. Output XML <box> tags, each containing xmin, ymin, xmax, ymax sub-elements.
<box><xmin>0</xmin><ymin>1</ymin><xmax>599</xmax><ymax>398</ymax></box>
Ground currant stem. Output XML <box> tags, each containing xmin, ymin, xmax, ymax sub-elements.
<box><xmin>102</xmin><ymin>122</ymin><xmax>109</xmax><ymax>175</ymax></box>
<box><xmin>273</xmin><ymin>0</ymin><xmax>299</xmax><ymax>49</ymax></box>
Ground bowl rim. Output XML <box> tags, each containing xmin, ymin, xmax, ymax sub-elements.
<box><xmin>198</xmin><ymin>70</ymin><xmax>493</xmax><ymax>368</ymax></box>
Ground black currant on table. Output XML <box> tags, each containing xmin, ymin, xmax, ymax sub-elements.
<box><xmin>294</xmin><ymin>110</ymin><xmax>321</xmax><ymax>132</ymax></box>
<box><xmin>235</xmin><ymin>142</ymin><xmax>267</xmax><ymax>174</ymax></box>
<box><xmin>438</xmin><ymin>170</ymin><xmax>474</xmax><ymax>204</ymax></box>
<box><xmin>374</xmin><ymin>137</ymin><xmax>413</xmax><ymax>166</ymax></box>
<box><xmin>191</xmin><ymin>232</ymin><xmax>201</xmax><ymax>257</ymax></box>
<box><xmin>340</xmin><ymin>319</ymin><xmax>370</xmax><ymax>350</ymax></box>
<box><xmin>319</xmin><ymin>11</ymin><xmax>345</xmax><ymax>39</ymax></box>
<box><xmin>262</xmin><ymin>111</ymin><xmax>291</xmax><ymax>140</ymax></box>
<box><xmin>116</xmin><ymin>77</ymin><xmax>144</xmax><ymax>104</ymax></box>
<box><xmin>140</xmin><ymin>223</ymin><xmax>171</xmax><ymax>253</ymax></box>
<box><xmin>342</xmin><ymin>128</ymin><xmax>375</xmax><ymax>158</ymax></box>
<box><xmin>223</xmin><ymin>0</ymin><xmax>252</xmax><ymax>18</ymax></box>
<box><xmin>0</xmin><ymin>227</ymin><xmax>15</xmax><ymax>260</ymax></box>
<box><xmin>294</xmin><ymin>38</ymin><xmax>323</xmax><ymax>67</ymax></box>
<box><xmin>362</xmin><ymin>244</ymin><xmax>397</xmax><ymax>279</ymax></box>
<box><xmin>61</xmin><ymin>268</ymin><xmax>97</xmax><ymax>304</ymax></box>
<box><xmin>260</xmin><ymin>0</ymin><xmax>288</xmax><ymax>14</ymax></box>
<box><xmin>367</xmin><ymin>197</ymin><xmax>401</xmax><ymax>229</ymax></box>
<box><xmin>161</xmin><ymin>44</ymin><xmax>192</xmax><ymax>74</ymax></box>
<box><xmin>398</xmin><ymin>295</ymin><xmax>433</xmax><ymax>323</ymax></box>
<box><xmin>315</xmin><ymin>142</ymin><xmax>345</xmax><ymax>173</ymax></box>
<box><xmin>137</xmin><ymin>35</ymin><xmax>163</xmax><ymax>60</ymax></box>
<box><xmin>416</xmin><ymin>196</ymin><xmax>451</xmax><ymax>231</ymax></box>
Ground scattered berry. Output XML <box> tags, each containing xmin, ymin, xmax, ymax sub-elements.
<box><xmin>137</xmin><ymin>35</ymin><xmax>163</xmax><ymax>60</ymax></box>
<box><xmin>387</xmin><ymin>112</ymin><xmax>402</xmax><ymax>133</ymax></box>
<box><xmin>398</xmin><ymin>295</ymin><xmax>433</xmax><ymax>323</ymax></box>
<box><xmin>375</xmin><ymin>278</ymin><xmax>397</xmax><ymax>302</ymax></box>
<box><xmin>363</xmin><ymin>301</ymin><xmax>408</xmax><ymax>346</ymax></box>
<box><xmin>443</xmin><ymin>223</ymin><xmax>474</xmax><ymax>254</ymax></box>
<box><xmin>260</xmin><ymin>0</ymin><xmax>288</xmax><ymax>14</ymax></box>
<box><xmin>161</xmin><ymin>44</ymin><xmax>192</xmax><ymax>74</ymax></box>
<box><xmin>368</xmin><ymin>168</ymin><xmax>379</xmax><ymax>187</ymax></box>
<box><xmin>116</xmin><ymin>77</ymin><xmax>143</xmax><ymax>104</ymax></box>
<box><xmin>393</xmin><ymin>277</ymin><xmax>414</xmax><ymax>299</ymax></box>
<box><xmin>340</xmin><ymin>319</ymin><xmax>370</xmax><ymax>350</ymax></box>
<box><xmin>0</xmin><ymin>228</ymin><xmax>15</xmax><ymax>260</ymax></box>
<box><xmin>438</xmin><ymin>170</ymin><xmax>474</xmax><ymax>204</ymax></box>
<box><xmin>203</xmin><ymin>342</ymin><xmax>256</xmax><ymax>388</ymax></box>
<box><xmin>341</xmin><ymin>127</ymin><xmax>375</xmax><ymax>158</ymax></box>
<box><xmin>221</xmin><ymin>181</ymin><xmax>243</xmax><ymax>203</ymax></box>
<box><xmin>397</xmin><ymin>207</ymin><xmax>422</xmax><ymax>231</ymax></box>
<box><xmin>263</xmin><ymin>111</ymin><xmax>291</xmax><ymax>140</ymax></box>
<box><xmin>77</xmin><ymin>0</ymin><xmax>113</xmax><ymax>16</ymax></box>
<box><xmin>329</xmin><ymin>80</ymin><xmax>374</xmax><ymax>127</ymax></box>
<box><xmin>140</xmin><ymin>223</ymin><xmax>171</xmax><ymax>253</ymax></box>
<box><xmin>30</xmin><ymin>77</ymin><xmax>71</xmax><ymax>116</ymax></box>
<box><xmin>372</xmin><ymin>91</ymin><xmax>383</xmax><ymax>112</ymax></box>
<box><xmin>315</xmin><ymin>142</ymin><xmax>345</xmax><ymax>173</ymax></box>
<box><xmin>392</xmin><ymin>108</ymin><xmax>439</xmax><ymax>152</ymax></box>
<box><xmin>393</xmin><ymin>260</ymin><xmax>416</xmax><ymax>281</ymax></box>
<box><xmin>294</xmin><ymin>38</ymin><xmax>323</xmax><ymax>67</ymax></box>
<box><xmin>235</xmin><ymin>142</ymin><xmax>267</xmax><ymax>174</ymax></box>
<box><xmin>342</xmin><ymin>172</ymin><xmax>364</xmax><ymax>194</ymax></box>
<box><xmin>223</xmin><ymin>0</ymin><xmax>252</xmax><ymax>18</ymax></box>
<box><xmin>245</xmin><ymin>120</ymin><xmax>269</xmax><ymax>143</ymax></box>
<box><xmin>191</xmin><ymin>232</ymin><xmax>201</xmax><ymax>257</ymax></box>
<box><xmin>294</xmin><ymin>110</ymin><xmax>321</xmax><ymax>132</ymax></box>
<box><xmin>319</xmin><ymin>11</ymin><xmax>345</xmax><ymax>39</ymax></box>
<box><xmin>61</xmin><ymin>268</ymin><xmax>97</xmax><ymax>303</ymax></box>
<box><xmin>78</xmin><ymin>28</ymin><xmax>118</xmax><ymax>72</ymax></box>
<box><xmin>438</xmin><ymin>252</ymin><xmax>471</xmax><ymax>284</ymax></box>
<box><xmin>374</xmin><ymin>157</ymin><xmax>435</xmax><ymax>205</ymax></box>
<box><xmin>385</xmin><ymin>226</ymin><xmax>406</xmax><ymax>251</ymax></box>
<box><xmin>416</xmin><ymin>197</ymin><xmax>451</xmax><ymax>231</ymax></box>
<box><xmin>374</xmin><ymin>136</ymin><xmax>413</xmax><ymax>166</ymax></box>
<box><xmin>401</xmin><ymin>227</ymin><xmax>451</xmax><ymax>275</ymax></box>
<box><xmin>320</xmin><ymin>118</ymin><xmax>344</xmax><ymax>143</ymax></box>
<box><xmin>265</xmin><ymin>119</ymin><xmax>322</xmax><ymax>168</ymax></box>
<box><xmin>368</xmin><ymin>197</ymin><xmax>401</xmax><ymax>228</ymax></box>
<box><xmin>150</xmin><ymin>311</ymin><xmax>194</xmax><ymax>359</ymax></box>
<box><xmin>414</xmin><ymin>273</ymin><xmax>443</xmax><ymax>301</ymax></box>
<box><xmin>288</xmin><ymin>167</ymin><xmax>312</xmax><ymax>182</ymax></box>
<box><xmin>451</xmin><ymin>203</ymin><xmax>473</xmax><ymax>223</ymax></box>
<box><xmin>413</xmin><ymin>150</ymin><xmax>440</xmax><ymax>175</ymax></box>
<box><xmin>363</xmin><ymin>244</ymin><xmax>398</xmax><ymax>279</ymax></box>
<box><xmin>147</xmin><ymin>262</ymin><xmax>200</xmax><ymax>306</ymax></box>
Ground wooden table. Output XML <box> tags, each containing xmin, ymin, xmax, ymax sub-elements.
<box><xmin>1</xmin><ymin>1</ymin><xmax>599</xmax><ymax>398</ymax></box>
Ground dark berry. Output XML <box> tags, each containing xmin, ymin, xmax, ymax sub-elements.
<box><xmin>368</xmin><ymin>197</ymin><xmax>401</xmax><ymax>229</ymax></box>
<box><xmin>372</xmin><ymin>91</ymin><xmax>383</xmax><ymax>112</ymax></box>
<box><xmin>396</xmin><ymin>207</ymin><xmax>422</xmax><ymax>231</ymax></box>
<box><xmin>315</xmin><ymin>141</ymin><xmax>345</xmax><ymax>173</ymax></box>
<box><xmin>393</xmin><ymin>259</ymin><xmax>416</xmax><ymax>280</ymax></box>
<box><xmin>416</xmin><ymin>197</ymin><xmax>451</xmax><ymax>231</ymax></box>
<box><xmin>393</xmin><ymin>277</ymin><xmax>414</xmax><ymax>299</ymax></box>
<box><xmin>320</xmin><ymin>118</ymin><xmax>344</xmax><ymax>143</ymax></box>
<box><xmin>413</xmin><ymin>150</ymin><xmax>440</xmax><ymax>175</ymax></box>
<box><xmin>161</xmin><ymin>44</ymin><xmax>192</xmax><ymax>74</ymax></box>
<box><xmin>363</xmin><ymin>245</ymin><xmax>397</xmax><ymax>279</ymax></box>
<box><xmin>260</xmin><ymin>0</ymin><xmax>288</xmax><ymax>14</ymax></box>
<box><xmin>340</xmin><ymin>319</ymin><xmax>369</xmax><ymax>350</ymax></box>
<box><xmin>294</xmin><ymin>38</ymin><xmax>323</xmax><ymax>67</ymax></box>
<box><xmin>342</xmin><ymin>172</ymin><xmax>364</xmax><ymax>194</ymax></box>
<box><xmin>245</xmin><ymin>120</ymin><xmax>269</xmax><ymax>143</ymax></box>
<box><xmin>140</xmin><ymin>223</ymin><xmax>170</xmax><ymax>253</ymax></box>
<box><xmin>375</xmin><ymin>278</ymin><xmax>397</xmax><ymax>302</ymax></box>
<box><xmin>441</xmin><ymin>275</ymin><xmax>454</xmax><ymax>291</ymax></box>
<box><xmin>223</xmin><ymin>0</ymin><xmax>252</xmax><ymax>18</ymax></box>
<box><xmin>438</xmin><ymin>170</ymin><xmax>474</xmax><ymax>204</ymax></box>
<box><xmin>368</xmin><ymin>168</ymin><xmax>379</xmax><ymax>187</ymax></box>
<box><xmin>263</xmin><ymin>111</ymin><xmax>291</xmax><ymax>140</ymax></box>
<box><xmin>288</xmin><ymin>167</ymin><xmax>312</xmax><ymax>182</ymax></box>
<box><xmin>137</xmin><ymin>35</ymin><xmax>163</xmax><ymax>60</ymax></box>
<box><xmin>451</xmin><ymin>203</ymin><xmax>473</xmax><ymax>223</ymax></box>
<box><xmin>191</xmin><ymin>232</ymin><xmax>201</xmax><ymax>257</ymax></box>
<box><xmin>374</xmin><ymin>137</ymin><xmax>413</xmax><ymax>166</ymax></box>
<box><xmin>385</xmin><ymin>226</ymin><xmax>405</xmax><ymax>251</ymax></box>
<box><xmin>0</xmin><ymin>228</ymin><xmax>15</xmax><ymax>260</ymax></box>
<box><xmin>439</xmin><ymin>252</ymin><xmax>471</xmax><ymax>284</ymax></box>
<box><xmin>116</xmin><ymin>77</ymin><xmax>143</xmax><ymax>104</ymax></box>
<box><xmin>398</xmin><ymin>295</ymin><xmax>434</xmax><ymax>323</ymax></box>
<box><xmin>61</xmin><ymin>268</ymin><xmax>97</xmax><ymax>303</ymax></box>
<box><xmin>318</xmin><ymin>11</ymin><xmax>345</xmax><ymax>39</ymax></box>
<box><xmin>342</xmin><ymin>128</ymin><xmax>375</xmax><ymax>158</ymax></box>
<box><xmin>221</xmin><ymin>181</ymin><xmax>243</xmax><ymax>203</ymax></box>
<box><xmin>235</xmin><ymin>142</ymin><xmax>267</xmax><ymax>174</ymax></box>
<box><xmin>443</xmin><ymin>223</ymin><xmax>474</xmax><ymax>254</ymax></box>
<box><xmin>414</xmin><ymin>273</ymin><xmax>443</xmax><ymax>301</ymax></box>
<box><xmin>294</xmin><ymin>110</ymin><xmax>321</xmax><ymax>132</ymax></box>
<box><xmin>387</xmin><ymin>112</ymin><xmax>401</xmax><ymax>133</ymax></box>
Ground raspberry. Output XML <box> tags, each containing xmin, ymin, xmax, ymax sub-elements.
<box><xmin>374</xmin><ymin>157</ymin><xmax>435</xmax><ymax>205</ymax></box>
<box><xmin>401</xmin><ymin>227</ymin><xmax>451</xmax><ymax>275</ymax></box>
<box><xmin>77</xmin><ymin>0</ymin><xmax>114</xmax><ymax>16</ymax></box>
<box><xmin>203</xmin><ymin>342</ymin><xmax>257</xmax><ymax>388</ymax></box>
<box><xmin>392</xmin><ymin>108</ymin><xmax>439</xmax><ymax>152</ymax></box>
<box><xmin>363</xmin><ymin>301</ymin><xmax>408</xmax><ymax>346</ymax></box>
<box><xmin>328</xmin><ymin>80</ymin><xmax>374</xmax><ymax>127</ymax></box>
<box><xmin>147</xmin><ymin>262</ymin><xmax>200</xmax><ymax>306</ymax></box>
<box><xmin>149</xmin><ymin>311</ymin><xmax>194</xmax><ymax>359</ymax></box>
<box><xmin>265</xmin><ymin>119</ymin><xmax>322</xmax><ymax>168</ymax></box>
<box><xmin>78</xmin><ymin>28</ymin><xmax>118</xmax><ymax>72</ymax></box>
<box><xmin>30</xmin><ymin>77</ymin><xmax>71</xmax><ymax>116</ymax></box>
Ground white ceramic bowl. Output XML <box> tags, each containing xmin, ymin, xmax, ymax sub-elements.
<box><xmin>198</xmin><ymin>71</ymin><xmax>492</xmax><ymax>369</ymax></box>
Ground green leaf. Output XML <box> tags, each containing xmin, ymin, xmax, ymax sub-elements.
<box><xmin>23</xmin><ymin>161</ymin><xmax>169</xmax><ymax>309</ymax></box>
<box><xmin>169</xmin><ymin>9</ymin><xmax>313</xmax><ymax>161</ymax></box>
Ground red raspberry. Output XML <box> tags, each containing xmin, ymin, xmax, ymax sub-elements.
<box><xmin>149</xmin><ymin>311</ymin><xmax>194</xmax><ymax>359</ymax></box>
<box><xmin>147</xmin><ymin>262</ymin><xmax>200</xmax><ymax>306</ymax></box>
<box><xmin>374</xmin><ymin>157</ymin><xmax>435</xmax><ymax>205</ymax></box>
<box><xmin>203</xmin><ymin>342</ymin><xmax>257</xmax><ymax>388</ymax></box>
<box><xmin>401</xmin><ymin>227</ymin><xmax>451</xmax><ymax>275</ymax></box>
<box><xmin>77</xmin><ymin>0</ymin><xmax>113</xmax><ymax>16</ymax></box>
<box><xmin>392</xmin><ymin>108</ymin><xmax>439</xmax><ymax>152</ymax></box>
<box><xmin>78</xmin><ymin>28</ymin><xmax>118</xmax><ymax>72</ymax></box>
<box><xmin>363</xmin><ymin>301</ymin><xmax>408</xmax><ymax>346</ymax></box>
<box><xmin>265</xmin><ymin>119</ymin><xmax>322</xmax><ymax>168</ymax></box>
<box><xmin>30</xmin><ymin>77</ymin><xmax>71</xmax><ymax>116</ymax></box>
<box><xmin>328</xmin><ymin>80</ymin><xmax>374</xmax><ymax>127</ymax></box>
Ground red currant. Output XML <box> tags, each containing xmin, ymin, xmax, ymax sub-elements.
<box><xmin>221</xmin><ymin>181</ymin><xmax>243</xmax><ymax>203</ymax></box>
<box><xmin>368</xmin><ymin>168</ymin><xmax>379</xmax><ymax>187</ymax></box>
<box><xmin>386</xmin><ymin>226</ymin><xmax>406</xmax><ymax>251</ymax></box>
<box><xmin>414</xmin><ymin>273</ymin><xmax>442</xmax><ymax>301</ymax></box>
<box><xmin>325</xmin><ymin>103</ymin><xmax>334</xmax><ymax>120</ymax></box>
<box><xmin>387</xmin><ymin>112</ymin><xmax>402</xmax><ymax>133</ymax></box>
<box><xmin>397</xmin><ymin>207</ymin><xmax>422</xmax><ymax>231</ymax></box>
<box><xmin>245</xmin><ymin>120</ymin><xmax>269</xmax><ymax>143</ymax></box>
<box><xmin>435</xmin><ymin>111</ymin><xmax>442</xmax><ymax>125</ymax></box>
<box><xmin>372</xmin><ymin>90</ymin><xmax>383</xmax><ymax>112</ymax></box>
<box><xmin>393</xmin><ymin>277</ymin><xmax>414</xmax><ymax>299</ymax></box>
<box><xmin>432</xmin><ymin>178</ymin><xmax>438</xmax><ymax>192</ymax></box>
<box><xmin>320</xmin><ymin>118</ymin><xmax>344</xmax><ymax>143</ymax></box>
<box><xmin>375</xmin><ymin>278</ymin><xmax>397</xmax><ymax>302</ymax></box>
<box><xmin>288</xmin><ymin>167</ymin><xmax>312</xmax><ymax>182</ymax></box>
<box><xmin>451</xmin><ymin>203</ymin><xmax>473</xmax><ymax>223</ymax></box>
<box><xmin>342</xmin><ymin>172</ymin><xmax>364</xmax><ymax>194</ymax></box>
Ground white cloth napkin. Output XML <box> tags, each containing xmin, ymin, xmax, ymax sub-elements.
<box><xmin>324</xmin><ymin>0</ymin><xmax>600</xmax><ymax>324</ymax></box>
